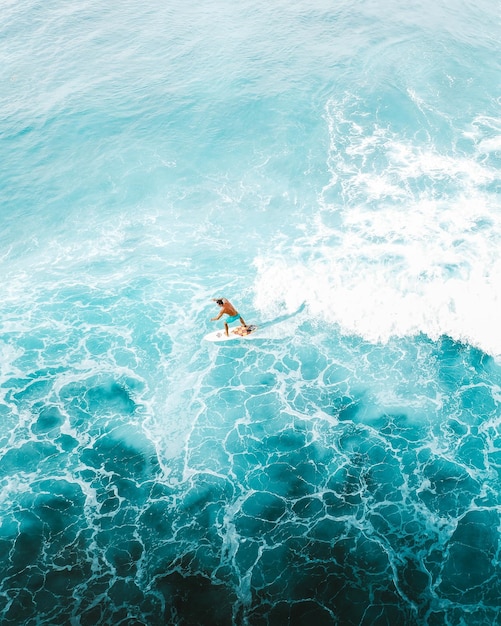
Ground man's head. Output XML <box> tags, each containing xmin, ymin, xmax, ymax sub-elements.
<box><xmin>215</xmin><ymin>299</ymin><xmax>224</xmax><ymax>306</ymax></box>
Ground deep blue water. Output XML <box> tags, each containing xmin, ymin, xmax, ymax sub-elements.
<box><xmin>1</xmin><ymin>1</ymin><xmax>501</xmax><ymax>624</ymax></box>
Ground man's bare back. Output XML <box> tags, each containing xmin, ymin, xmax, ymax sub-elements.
<box><xmin>211</xmin><ymin>298</ymin><xmax>248</xmax><ymax>336</ymax></box>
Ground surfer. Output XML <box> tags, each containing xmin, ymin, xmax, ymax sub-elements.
<box><xmin>211</xmin><ymin>298</ymin><xmax>249</xmax><ymax>336</ymax></box>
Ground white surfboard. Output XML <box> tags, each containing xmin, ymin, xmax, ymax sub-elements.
<box><xmin>204</xmin><ymin>325</ymin><xmax>259</xmax><ymax>343</ymax></box>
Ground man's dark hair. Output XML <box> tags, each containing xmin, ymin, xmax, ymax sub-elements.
<box><xmin>216</xmin><ymin>299</ymin><xmax>224</xmax><ymax>306</ymax></box>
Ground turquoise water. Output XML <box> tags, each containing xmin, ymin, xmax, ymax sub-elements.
<box><xmin>1</xmin><ymin>1</ymin><xmax>501</xmax><ymax>624</ymax></box>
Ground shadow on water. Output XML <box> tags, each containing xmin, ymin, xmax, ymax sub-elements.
<box><xmin>256</xmin><ymin>302</ymin><xmax>306</xmax><ymax>331</ymax></box>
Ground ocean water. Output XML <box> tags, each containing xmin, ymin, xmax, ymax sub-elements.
<box><xmin>1</xmin><ymin>0</ymin><xmax>501</xmax><ymax>624</ymax></box>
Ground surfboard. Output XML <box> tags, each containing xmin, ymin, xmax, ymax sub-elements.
<box><xmin>204</xmin><ymin>325</ymin><xmax>259</xmax><ymax>343</ymax></box>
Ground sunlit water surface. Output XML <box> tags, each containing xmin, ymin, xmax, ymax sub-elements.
<box><xmin>1</xmin><ymin>0</ymin><xmax>501</xmax><ymax>624</ymax></box>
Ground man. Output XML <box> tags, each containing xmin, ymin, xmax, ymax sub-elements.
<box><xmin>211</xmin><ymin>298</ymin><xmax>249</xmax><ymax>336</ymax></box>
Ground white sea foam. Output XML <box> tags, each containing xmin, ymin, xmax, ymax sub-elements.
<box><xmin>254</xmin><ymin>97</ymin><xmax>501</xmax><ymax>355</ymax></box>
